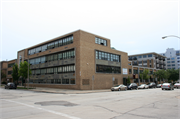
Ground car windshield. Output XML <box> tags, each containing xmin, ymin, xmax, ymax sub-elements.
<box><xmin>114</xmin><ymin>85</ymin><xmax>121</xmax><ymax>87</ymax></box>
<box><xmin>163</xmin><ymin>83</ymin><xmax>170</xmax><ymax>85</ymax></box>
<box><xmin>140</xmin><ymin>84</ymin><xmax>145</xmax><ymax>86</ymax></box>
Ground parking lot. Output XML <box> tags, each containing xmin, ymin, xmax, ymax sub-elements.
<box><xmin>0</xmin><ymin>87</ymin><xmax>180</xmax><ymax>119</ymax></box>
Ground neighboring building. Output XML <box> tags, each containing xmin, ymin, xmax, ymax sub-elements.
<box><xmin>17</xmin><ymin>30</ymin><xmax>133</xmax><ymax>90</ymax></box>
<box><xmin>160</xmin><ymin>48</ymin><xmax>180</xmax><ymax>69</ymax></box>
<box><xmin>0</xmin><ymin>59</ymin><xmax>17</xmax><ymax>82</ymax></box>
<box><xmin>128</xmin><ymin>53</ymin><xmax>166</xmax><ymax>84</ymax></box>
<box><xmin>1</xmin><ymin>61</ymin><xmax>8</xmax><ymax>82</ymax></box>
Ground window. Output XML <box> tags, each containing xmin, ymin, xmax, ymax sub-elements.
<box><xmin>95</xmin><ymin>37</ymin><xmax>107</xmax><ymax>46</ymax></box>
<box><xmin>172</xmin><ymin>64</ymin><xmax>175</xmax><ymax>66</ymax></box>
<box><xmin>62</xmin><ymin>79</ymin><xmax>69</xmax><ymax>84</ymax></box>
<box><xmin>55</xmin><ymin>41</ymin><xmax>59</xmax><ymax>48</ymax></box>
<box><xmin>96</xmin><ymin>50</ymin><xmax>120</xmax><ymax>62</ymax></box>
<box><xmin>28</xmin><ymin>35</ymin><xmax>73</xmax><ymax>55</ymax></box>
<box><xmin>47</xmin><ymin>68</ymin><xmax>53</xmax><ymax>74</ymax></box>
<box><xmin>129</xmin><ymin>69</ymin><xmax>132</xmax><ymax>74</ymax></box>
<box><xmin>8</xmin><ymin>71</ymin><xmax>13</xmax><ymax>75</ymax></box>
<box><xmin>167</xmin><ymin>61</ymin><xmax>170</xmax><ymax>63</ymax></box>
<box><xmin>35</xmin><ymin>47</ymin><xmax>41</xmax><ymax>53</ymax></box>
<box><xmin>171</xmin><ymin>58</ymin><xmax>175</xmax><ymax>60</ymax></box>
<box><xmin>148</xmin><ymin>54</ymin><xmax>152</xmax><ymax>57</ymax></box>
<box><xmin>171</xmin><ymin>61</ymin><xmax>175</xmax><ymax>63</ymax></box>
<box><xmin>138</xmin><ymin>56</ymin><xmax>142</xmax><ymax>58</ymax></box>
<box><xmin>54</xmin><ymin>67</ymin><xmax>57</xmax><ymax>74</ymax></box>
<box><xmin>36</xmin><ymin>69</ymin><xmax>40</xmax><ymax>75</ymax></box>
<box><xmin>167</xmin><ymin>58</ymin><xmax>170</xmax><ymax>60</ymax></box>
<box><xmin>70</xmin><ymin>78</ymin><xmax>75</xmax><ymax>84</ymax></box>
<box><xmin>40</xmin><ymin>69</ymin><xmax>46</xmax><ymax>75</ymax></box>
<box><xmin>8</xmin><ymin>63</ymin><xmax>15</xmax><ymax>68</ymax></box>
<box><xmin>96</xmin><ymin>65</ymin><xmax>121</xmax><ymax>73</ymax></box>
<box><xmin>42</xmin><ymin>45</ymin><xmax>47</xmax><ymax>52</ymax></box>
<box><xmin>143</xmin><ymin>55</ymin><xmax>147</xmax><ymax>58</ymax></box>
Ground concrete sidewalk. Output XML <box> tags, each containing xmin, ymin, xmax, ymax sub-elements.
<box><xmin>29</xmin><ymin>87</ymin><xmax>110</xmax><ymax>94</ymax></box>
<box><xmin>1</xmin><ymin>85</ymin><xmax>110</xmax><ymax>94</ymax></box>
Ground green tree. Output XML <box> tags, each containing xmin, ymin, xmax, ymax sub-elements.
<box><xmin>1</xmin><ymin>70</ymin><xmax>6</xmax><ymax>80</ymax></box>
<box><xmin>11</xmin><ymin>64</ymin><xmax>19</xmax><ymax>84</ymax></box>
<box><xmin>18</xmin><ymin>61</ymin><xmax>31</xmax><ymax>87</ymax></box>
<box><xmin>140</xmin><ymin>69</ymin><xmax>150</xmax><ymax>82</ymax></box>
<box><xmin>127</xmin><ymin>76</ymin><xmax>131</xmax><ymax>84</ymax></box>
<box><xmin>167</xmin><ymin>69</ymin><xmax>179</xmax><ymax>82</ymax></box>
<box><xmin>154</xmin><ymin>70</ymin><xmax>169</xmax><ymax>83</ymax></box>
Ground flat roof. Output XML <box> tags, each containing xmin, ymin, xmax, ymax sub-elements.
<box><xmin>128</xmin><ymin>52</ymin><xmax>166</xmax><ymax>58</ymax></box>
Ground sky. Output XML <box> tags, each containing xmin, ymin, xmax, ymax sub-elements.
<box><xmin>0</xmin><ymin>0</ymin><xmax>180</xmax><ymax>61</ymax></box>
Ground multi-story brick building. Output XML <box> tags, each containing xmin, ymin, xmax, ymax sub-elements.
<box><xmin>0</xmin><ymin>59</ymin><xmax>17</xmax><ymax>82</ymax></box>
<box><xmin>17</xmin><ymin>30</ymin><xmax>133</xmax><ymax>90</ymax></box>
<box><xmin>128</xmin><ymin>53</ymin><xmax>166</xmax><ymax>84</ymax></box>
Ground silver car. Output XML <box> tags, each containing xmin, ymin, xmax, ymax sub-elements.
<box><xmin>138</xmin><ymin>84</ymin><xmax>146</xmax><ymax>89</ymax></box>
<box><xmin>111</xmin><ymin>84</ymin><xmax>127</xmax><ymax>91</ymax></box>
<box><xmin>161</xmin><ymin>83</ymin><xmax>174</xmax><ymax>90</ymax></box>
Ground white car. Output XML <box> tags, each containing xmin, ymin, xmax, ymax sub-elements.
<box><xmin>138</xmin><ymin>84</ymin><xmax>146</xmax><ymax>89</ymax></box>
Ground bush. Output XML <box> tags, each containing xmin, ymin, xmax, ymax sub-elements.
<box><xmin>2</xmin><ymin>81</ymin><xmax>6</xmax><ymax>84</ymax></box>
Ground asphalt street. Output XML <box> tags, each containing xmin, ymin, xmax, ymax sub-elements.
<box><xmin>0</xmin><ymin>88</ymin><xmax>180</xmax><ymax>119</ymax></box>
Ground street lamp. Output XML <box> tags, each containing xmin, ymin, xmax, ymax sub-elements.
<box><xmin>162</xmin><ymin>35</ymin><xmax>180</xmax><ymax>82</ymax></box>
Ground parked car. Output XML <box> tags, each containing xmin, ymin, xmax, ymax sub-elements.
<box><xmin>147</xmin><ymin>82</ymin><xmax>156</xmax><ymax>88</ymax></box>
<box><xmin>157</xmin><ymin>84</ymin><xmax>162</xmax><ymax>88</ymax></box>
<box><xmin>174</xmin><ymin>83</ymin><xmax>180</xmax><ymax>89</ymax></box>
<box><xmin>161</xmin><ymin>83</ymin><xmax>174</xmax><ymax>90</ymax></box>
<box><xmin>127</xmin><ymin>83</ymin><xmax>138</xmax><ymax>90</ymax></box>
<box><xmin>5</xmin><ymin>82</ymin><xmax>17</xmax><ymax>89</ymax></box>
<box><xmin>111</xmin><ymin>84</ymin><xmax>127</xmax><ymax>91</ymax></box>
<box><xmin>138</xmin><ymin>84</ymin><xmax>146</xmax><ymax>89</ymax></box>
<box><xmin>145</xmin><ymin>84</ymin><xmax>149</xmax><ymax>89</ymax></box>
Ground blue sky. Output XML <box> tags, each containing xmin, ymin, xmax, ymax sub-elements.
<box><xmin>0</xmin><ymin>0</ymin><xmax>180</xmax><ymax>61</ymax></box>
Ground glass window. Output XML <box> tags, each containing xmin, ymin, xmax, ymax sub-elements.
<box><xmin>96</xmin><ymin>51</ymin><xmax>98</xmax><ymax>59</ymax></box>
<box><xmin>143</xmin><ymin>55</ymin><xmax>147</xmax><ymax>58</ymax></box>
<box><xmin>58</xmin><ymin>53</ymin><xmax>62</xmax><ymax>60</ymax></box>
<box><xmin>41</xmin><ymin>57</ymin><xmax>45</xmax><ymax>63</ymax></box>
<box><xmin>138</xmin><ymin>55</ymin><xmax>142</xmax><ymax>58</ymax></box>
<box><xmin>171</xmin><ymin>58</ymin><xmax>175</xmax><ymax>60</ymax></box>
<box><xmin>95</xmin><ymin>37</ymin><xmax>107</xmax><ymax>46</ymax></box>
<box><xmin>58</xmin><ymin>67</ymin><xmax>62</xmax><ymax>73</ymax></box>
<box><xmin>42</xmin><ymin>45</ymin><xmax>47</xmax><ymax>52</ymax></box>
<box><xmin>167</xmin><ymin>58</ymin><xmax>170</xmax><ymax>60</ymax></box>
<box><xmin>59</xmin><ymin>40</ymin><xmax>63</xmax><ymax>46</ymax></box>
<box><xmin>148</xmin><ymin>54</ymin><xmax>152</xmax><ymax>57</ymax></box>
<box><xmin>54</xmin><ymin>67</ymin><xmax>57</xmax><ymax>74</ymax></box>
<box><xmin>171</xmin><ymin>61</ymin><xmax>175</xmax><ymax>63</ymax></box>
<box><xmin>172</xmin><ymin>64</ymin><xmax>175</xmax><ymax>66</ymax></box>
<box><xmin>35</xmin><ymin>47</ymin><xmax>41</xmax><ymax>53</ymax></box>
<box><xmin>54</xmin><ymin>54</ymin><xmax>58</xmax><ymax>60</ymax></box>
<box><xmin>70</xmin><ymin>78</ymin><xmax>75</xmax><ymax>84</ymax></box>
<box><xmin>40</xmin><ymin>69</ymin><xmax>46</xmax><ymax>75</ymax></box>
<box><xmin>55</xmin><ymin>41</ymin><xmax>58</xmax><ymax>48</ymax></box>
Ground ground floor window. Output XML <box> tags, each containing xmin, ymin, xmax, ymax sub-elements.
<box><xmin>96</xmin><ymin>65</ymin><xmax>121</xmax><ymax>73</ymax></box>
<box><xmin>29</xmin><ymin>79</ymin><xmax>75</xmax><ymax>85</ymax></box>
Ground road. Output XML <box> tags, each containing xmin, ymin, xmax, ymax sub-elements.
<box><xmin>0</xmin><ymin>88</ymin><xmax>180</xmax><ymax>119</ymax></box>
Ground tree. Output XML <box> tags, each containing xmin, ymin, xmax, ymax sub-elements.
<box><xmin>140</xmin><ymin>69</ymin><xmax>150</xmax><ymax>82</ymax></box>
<box><xmin>11</xmin><ymin>64</ymin><xmax>19</xmax><ymax>84</ymax></box>
<box><xmin>167</xmin><ymin>69</ymin><xmax>179</xmax><ymax>82</ymax></box>
<box><xmin>154</xmin><ymin>70</ymin><xmax>169</xmax><ymax>83</ymax></box>
<box><xmin>1</xmin><ymin>70</ymin><xmax>6</xmax><ymax>81</ymax></box>
<box><xmin>127</xmin><ymin>76</ymin><xmax>131</xmax><ymax>84</ymax></box>
<box><xmin>18</xmin><ymin>61</ymin><xmax>31</xmax><ymax>87</ymax></box>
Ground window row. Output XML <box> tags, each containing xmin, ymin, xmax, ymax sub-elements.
<box><xmin>8</xmin><ymin>63</ymin><xmax>15</xmax><ymax>68</ymax></box>
<box><xmin>8</xmin><ymin>71</ymin><xmax>13</xmax><ymax>75</ymax></box>
<box><xmin>28</xmin><ymin>35</ymin><xmax>73</xmax><ymax>55</ymax></box>
<box><xmin>95</xmin><ymin>37</ymin><xmax>107</xmax><ymax>46</ymax></box>
<box><xmin>96</xmin><ymin>50</ymin><xmax>120</xmax><ymax>62</ymax></box>
<box><xmin>96</xmin><ymin>65</ymin><xmax>121</xmax><ymax>73</ymax></box>
<box><xmin>29</xmin><ymin>78</ymin><xmax>75</xmax><ymax>84</ymax></box>
<box><xmin>31</xmin><ymin>65</ymin><xmax>75</xmax><ymax>75</ymax></box>
<box><xmin>29</xmin><ymin>50</ymin><xmax>75</xmax><ymax>65</ymax></box>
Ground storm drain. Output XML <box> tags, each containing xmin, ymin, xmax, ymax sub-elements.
<box><xmin>34</xmin><ymin>101</ymin><xmax>78</xmax><ymax>106</ymax></box>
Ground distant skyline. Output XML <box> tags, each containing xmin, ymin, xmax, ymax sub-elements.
<box><xmin>0</xmin><ymin>0</ymin><xmax>180</xmax><ymax>61</ymax></box>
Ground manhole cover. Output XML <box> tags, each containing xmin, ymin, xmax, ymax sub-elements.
<box><xmin>35</xmin><ymin>101</ymin><xmax>78</xmax><ymax>106</ymax></box>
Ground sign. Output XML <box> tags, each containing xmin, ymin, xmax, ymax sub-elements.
<box><xmin>123</xmin><ymin>68</ymin><xmax>128</xmax><ymax>75</ymax></box>
<box><xmin>113</xmin><ymin>77</ymin><xmax>115</xmax><ymax>81</ymax></box>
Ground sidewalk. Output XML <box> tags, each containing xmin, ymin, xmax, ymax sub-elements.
<box><xmin>1</xmin><ymin>85</ymin><xmax>110</xmax><ymax>94</ymax></box>
<box><xmin>28</xmin><ymin>87</ymin><xmax>110</xmax><ymax>94</ymax></box>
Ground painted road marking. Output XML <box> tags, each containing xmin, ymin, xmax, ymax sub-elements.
<box><xmin>1</xmin><ymin>99</ymin><xmax>80</xmax><ymax>119</ymax></box>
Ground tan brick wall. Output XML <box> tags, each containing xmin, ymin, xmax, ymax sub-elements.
<box><xmin>17</xmin><ymin>30</ymin><xmax>131</xmax><ymax>90</ymax></box>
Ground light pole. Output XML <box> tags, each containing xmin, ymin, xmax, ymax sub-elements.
<box><xmin>162</xmin><ymin>35</ymin><xmax>180</xmax><ymax>82</ymax></box>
